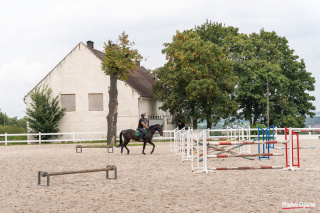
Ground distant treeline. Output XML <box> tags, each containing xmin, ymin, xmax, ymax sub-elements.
<box><xmin>0</xmin><ymin>111</ymin><xmax>27</xmax><ymax>134</ymax></box>
<box><xmin>305</xmin><ymin>115</ymin><xmax>320</xmax><ymax>128</ymax></box>
<box><xmin>199</xmin><ymin>112</ymin><xmax>320</xmax><ymax>129</ymax></box>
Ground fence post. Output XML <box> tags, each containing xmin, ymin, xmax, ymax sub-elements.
<box><xmin>203</xmin><ymin>130</ymin><xmax>208</xmax><ymax>173</ymax></box>
<box><xmin>309</xmin><ymin>126</ymin><xmax>311</xmax><ymax>136</ymax></box>
<box><xmin>39</xmin><ymin>132</ymin><xmax>41</xmax><ymax>144</ymax></box>
<box><xmin>227</xmin><ymin>126</ymin><xmax>229</xmax><ymax>140</ymax></box>
<box><xmin>5</xmin><ymin>133</ymin><xmax>7</xmax><ymax>146</ymax></box>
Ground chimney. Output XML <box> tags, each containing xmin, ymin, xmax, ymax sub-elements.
<box><xmin>136</xmin><ymin>61</ymin><xmax>140</xmax><ymax>67</ymax></box>
<box><xmin>86</xmin><ymin>40</ymin><xmax>94</xmax><ymax>49</ymax></box>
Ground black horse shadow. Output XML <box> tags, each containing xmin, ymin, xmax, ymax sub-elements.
<box><xmin>117</xmin><ymin>124</ymin><xmax>163</xmax><ymax>155</ymax></box>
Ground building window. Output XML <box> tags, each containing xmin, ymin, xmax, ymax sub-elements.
<box><xmin>88</xmin><ymin>93</ymin><xmax>103</xmax><ymax>111</ymax></box>
<box><xmin>61</xmin><ymin>94</ymin><xmax>76</xmax><ymax>112</ymax></box>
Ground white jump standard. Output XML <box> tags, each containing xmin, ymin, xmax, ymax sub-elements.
<box><xmin>38</xmin><ymin>165</ymin><xmax>117</xmax><ymax>186</ymax></box>
<box><xmin>193</xmin><ymin>127</ymin><xmax>300</xmax><ymax>173</ymax></box>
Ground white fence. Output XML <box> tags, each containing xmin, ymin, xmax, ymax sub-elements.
<box><xmin>0</xmin><ymin>130</ymin><xmax>175</xmax><ymax>146</ymax></box>
<box><xmin>1</xmin><ymin>127</ymin><xmax>319</xmax><ymax>146</ymax></box>
<box><xmin>207</xmin><ymin>127</ymin><xmax>320</xmax><ymax>140</ymax></box>
<box><xmin>172</xmin><ymin>127</ymin><xmax>320</xmax><ymax>156</ymax></box>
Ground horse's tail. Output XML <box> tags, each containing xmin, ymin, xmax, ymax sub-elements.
<box><xmin>116</xmin><ymin>131</ymin><xmax>123</xmax><ymax>147</ymax></box>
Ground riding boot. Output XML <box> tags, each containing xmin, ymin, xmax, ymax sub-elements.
<box><xmin>140</xmin><ymin>134</ymin><xmax>144</xmax><ymax>142</ymax></box>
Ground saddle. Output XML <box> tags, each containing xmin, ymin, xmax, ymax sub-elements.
<box><xmin>135</xmin><ymin>129</ymin><xmax>146</xmax><ymax>136</ymax></box>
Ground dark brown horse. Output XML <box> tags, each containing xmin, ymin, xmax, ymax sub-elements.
<box><xmin>117</xmin><ymin>124</ymin><xmax>163</xmax><ymax>154</ymax></box>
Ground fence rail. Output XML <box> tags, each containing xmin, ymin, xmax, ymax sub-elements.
<box><xmin>206</xmin><ymin>127</ymin><xmax>320</xmax><ymax>140</ymax></box>
<box><xmin>0</xmin><ymin>130</ymin><xmax>175</xmax><ymax>146</ymax></box>
<box><xmin>1</xmin><ymin>127</ymin><xmax>319</xmax><ymax>146</ymax></box>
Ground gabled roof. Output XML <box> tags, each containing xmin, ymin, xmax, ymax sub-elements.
<box><xmin>89</xmin><ymin>47</ymin><xmax>155</xmax><ymax>98</ymax></box>
<box><xmin>25</xmin><ymin>42</ymin><xmax>155</xmax><ymax>99</ymax></box>
<box><xmin>126</xmin><ymin>66</ymin><xmax>155</xmax><ymax>98</ymax></box>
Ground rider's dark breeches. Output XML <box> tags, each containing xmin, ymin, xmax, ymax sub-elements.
<box><xmin>137</xmin><ymin>128</ymin><xmax>145</xmax><ymax>136</ymax></box>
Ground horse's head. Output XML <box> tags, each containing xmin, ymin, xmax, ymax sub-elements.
<box><xmin>149</xmin><ymin>124</ymin><xmax>164</xmax><ymax>136</ymax></box>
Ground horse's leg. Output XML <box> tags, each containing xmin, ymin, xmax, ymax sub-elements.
<box><xmin>142</xmin><ymin>141</ymin><xmax>147</xmax><ymax>155</ymax></box>
<box><xmin>121</xmin><ymin>138</ymin><xmax>130</xmax><ymax>154</ymax></box>
<box><xmin>147</xmin><ymin>141</ymin><xmax>155</xmax><ymax>154</ymax></box>
<box><xmin>124</xmin><ymin>137</ymin><xmax>131</xmax><ymax>154</ymax></box>
<box><xmin>125</xmin><ymin>141</ymin><xmax>130</xmax><ymax>154</ymax></box>
<box><xmin>121</xmin><ymin>143</ymin><xmax>124</xmax><ymax>154</ymax></box>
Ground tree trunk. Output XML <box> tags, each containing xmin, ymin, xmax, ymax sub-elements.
<box><xmin>192</xmin><ymin>117</ymin><xmax>197</xmax><ymax>129</ymax></box>
<box><xmin>253</xmin><ymin>116</ymin><xmax>257</xmax><ymax>127</ymax></box>
<box><xmin>107</xmin><ymin>71</ymin><xmax>119</xmax><ymax>145</ymax></box>
<box><xmin>206</xmin><ymin>118</ymin><xmax>212</xmax><ymax>129</ymax></box>
<box><xmin>191</xmin><ymin>103</ymin><xmax>197</xmax><ymax>129</ymax></box>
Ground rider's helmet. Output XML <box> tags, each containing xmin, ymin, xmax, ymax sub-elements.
<box><xmin>141</xmin><ymin>113</ymin><xmax>145</xmax><ymax>117</ymax></box>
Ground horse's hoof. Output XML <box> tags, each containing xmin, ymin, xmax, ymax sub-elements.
<box><xmin>142</xmin><ymin>153</ymin><xmax>146</xmax><ymax>155</ymax></box>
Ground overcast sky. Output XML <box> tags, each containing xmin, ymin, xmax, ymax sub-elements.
<box><xmin>1</xmin><ymin>0</ymin><xmax>319</xmax><ymax>118</ymax></box>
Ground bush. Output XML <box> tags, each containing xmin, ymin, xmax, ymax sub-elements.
<box><xmin>210</xmin><ymin>131</ymin><xmax>223</xmax><ymax>136</ymax></box>
<box><xmin>26</xmin><ymin>85</ymin><xmax>65</xmax><ymax>139</ymax></box>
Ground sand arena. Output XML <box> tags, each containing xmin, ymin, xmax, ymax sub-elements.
<box><xmin>1</xmin><ymin>140</ymin><xmax>319</xmax><ymax>212</ymax></box>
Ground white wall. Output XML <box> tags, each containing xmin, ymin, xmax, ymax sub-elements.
<box><xmin>25</xmin><ymin>42</ymin><xmax>142</xmax><ymax>138</ymax></box>
<box><xmin>25</xmin><ymin>42</ymin><xmax>176</xmax><ymax>139</ymax></box>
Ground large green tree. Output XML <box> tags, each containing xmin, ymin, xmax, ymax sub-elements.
<box><xmin>153</xmin><ymin>31</ymin><xmax>238</xmax><ymax>129</ymax></box>
<box><xmin>101</xmin><ymin>32</ymin><xmax>143</xmax><ymax>145</ymax></box>
<box><xmin>227</xmin><ymin>29</ymin><xmax>315</xmax><ymax>127</ymax></box>
<box><xmin>25</xmin><ymin>85</ymin><xmax>65</xmax><ymax>139</ymax></box>
<box><xmin>191</xmin><ymin>21</ymin><xmax>315</xmax><ymax>127</ymax></box>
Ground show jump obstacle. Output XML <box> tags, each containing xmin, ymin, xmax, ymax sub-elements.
<box><xmin>38</xmin><ymin>165</ymin><xmax>117</xmax><ymax>186</ymax></box>
<box><xmin>76</xmin><ymin>145</ymin><xmax>113</xmax><ymax>153</ymax></box>
<box><xmin>191</xmin><ymin>127</ymin><xmax>300</xmax><ymax>173</ymax></box>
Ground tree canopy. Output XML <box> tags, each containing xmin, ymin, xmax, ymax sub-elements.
<box><xmin>155</xmin><ymin>20</ymin><xmax>315</xmax><ymax>128</ymax></box>
<box><xmin>226</xmin><ymin>29</ymin><xmax>315</xmax><ymax>127</ymax></box>
<box><xmin>153</xmin><ymin>31</ymin><xmax>238</xmax><ymax>129</ymax></box>
<box><xmin>101</xmin><ymin>32</ymin><xmax>143</xmax><ymax>81</ymax></box>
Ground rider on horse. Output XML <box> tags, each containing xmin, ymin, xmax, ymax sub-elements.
<box><xmin>138</xmin><ymin>113</ymin><xmax>149</xmax><ymax>141</ymax></box>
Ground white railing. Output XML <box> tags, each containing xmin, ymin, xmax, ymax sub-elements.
<box><xmin>207</xmin><ymin>127</ymin><xmax>320</xmax><ymax>140</ymax></box>
<box><xmin>1</xmin><ymin>128</ymin><xmax>319</xmax><ymax>146</ymax></box>
<box><xmin>0</xmin><ymin>130</ymin><xmax>175</xmax><ymax>146</ymax></box>
<box><xmin>171</xmin><ymin>127</ymin><xmax>320</xmax><ymax>154</ymax></box>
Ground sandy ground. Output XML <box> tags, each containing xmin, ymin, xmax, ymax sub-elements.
<box><xmin>0</xmin><ymin>140</ymin><xmax>319</xmax><ymax>213</ymax></box>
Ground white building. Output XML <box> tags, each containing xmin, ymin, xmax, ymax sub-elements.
<box><xmin>24</xmin><ymin>41</ymin><xmax>174</xmax><ymax>137</ymax></box>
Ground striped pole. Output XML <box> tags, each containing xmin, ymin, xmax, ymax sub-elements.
<box><xmin>198</xmin><ymin>142</ymin><xmax>254</xmax><ymax>160</ymax></box>
<box><xmin>211</xmin><ymin>166</ymin><xmax>283</xmax><ymax>170</ymax></box>
<box><xmin>207</xmin><ymin>153</ymin><xmax>284</xmax><ymax>158</ymax></box>
<box><xmin>208</xmin><ymin>140</ymin><xmax>288</xmax><ymax>146</ymax></box>
<box><xmin>275</xmin><ymin>146</ymin><xmax>318</xmax><ymax>149</ymax></box>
